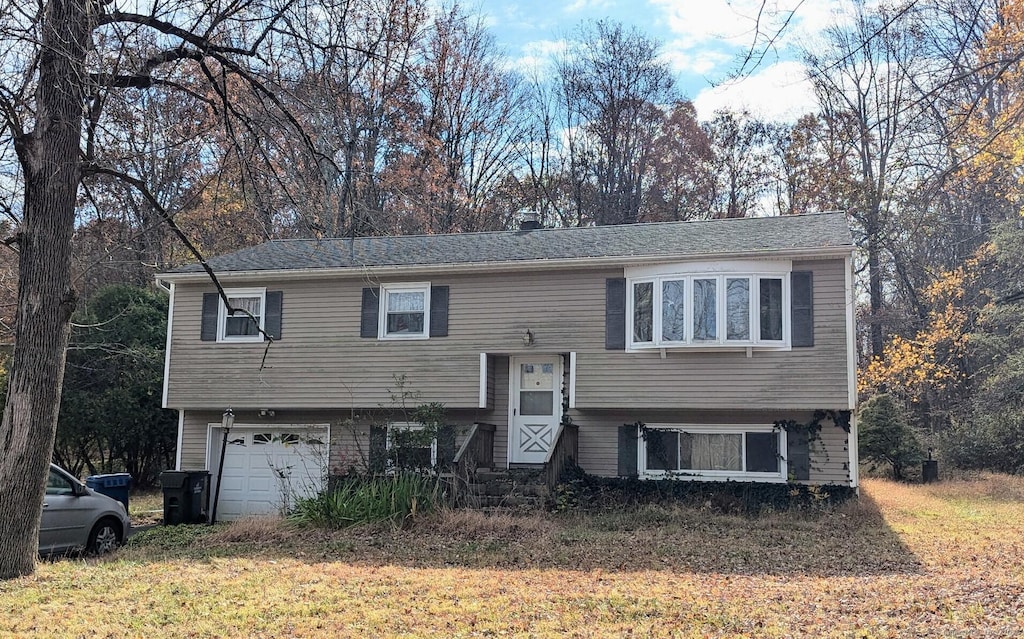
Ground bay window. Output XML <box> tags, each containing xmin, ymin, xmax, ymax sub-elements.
<box><xmin>626</xmin><ymin>264</ymin><xmax>790</xmax><ymax>349</ymax></box>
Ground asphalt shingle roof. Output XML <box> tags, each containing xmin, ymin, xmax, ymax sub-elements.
<box><xmin>172</xmin><ymin>212</ymin><xmax>853</xmax><ymax>275</ymax></box>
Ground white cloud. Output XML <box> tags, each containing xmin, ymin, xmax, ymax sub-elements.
<box><xmin>692</xmin><ymin>60</ymin><xmax>818</xmax><ymax>122</ymax></box>
<box><xmin>564</xmin><ymin>0</ymin><xmax>615</xmax><ymax>13</ymax></box>
<box><xmin>507</xmin><ymin>38</ymin><xmax>569</xmax><ymax>76</ymax></box>
<box><xmin>649</xmin><ymin>0</ymin><xmax>851</xmax><ymax>50</ymax></box>
<box><xmin>660</xmin><ymin>41</ymin><xmax>732</xmax><ymax>77</ymax></box>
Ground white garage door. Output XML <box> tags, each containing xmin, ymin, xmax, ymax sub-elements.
<box><xmin>210</xmin><ymin>425</ymin><xmax>328</xmax><ymax>521</ymax></box>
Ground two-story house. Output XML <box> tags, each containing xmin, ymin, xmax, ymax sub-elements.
<box><xmin>159</xmin><ymin>212</ymin><xmax>857</xmax><ymax>519</ymax></box>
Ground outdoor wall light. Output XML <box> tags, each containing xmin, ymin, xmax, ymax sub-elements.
<box><xmin>522</xmin><ymin>329</ymin><xmax>535</xmax><ymax>346</ymax></box>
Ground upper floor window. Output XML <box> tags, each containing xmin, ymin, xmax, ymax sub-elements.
<box><xmin>626</xmin><ymin>262</ymin><xmax>790</xmax><ymax>349</ymax></box>
<box><xmin>379</xmin><ymin>283</ymin><xmax>430</xmax><ymax>339</ymax></box>
<box><xmin>218</xmin><ymin>288</ymin><xmax>266</xmax><ymax>342</ymax></box>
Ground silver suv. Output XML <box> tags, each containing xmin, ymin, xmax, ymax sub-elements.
<box><xmin>40</xmin><ymin>464</ymin><xmax>131</xmax><ymax>555</ymax></box>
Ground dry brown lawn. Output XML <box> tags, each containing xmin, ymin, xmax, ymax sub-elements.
<box><xmin>2</xmin><ymin>476</ymin><xmax>1022</xmax><ymax>638</ymax></box>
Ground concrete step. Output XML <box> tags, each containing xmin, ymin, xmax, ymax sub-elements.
<box><xmin>471</xmin><ymin>494</ymin><xmax>546</xmax><ymax>509</ymax></box>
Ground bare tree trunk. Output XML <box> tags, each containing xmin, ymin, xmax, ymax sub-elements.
<box><xmin>0</xmin><ymin>0</ymin><xmax>87</xmax><ymax>579</ymax></box>
<box><xmin>866</xmin><ymin>221</ymin><xmax>885</xmax><ymax>358</ymax></box>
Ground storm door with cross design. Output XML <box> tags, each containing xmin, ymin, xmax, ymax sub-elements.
<box><xmin>509</xmin><ymin>356</ymin><xmax>561</xmax><ymax>464</ymax></box>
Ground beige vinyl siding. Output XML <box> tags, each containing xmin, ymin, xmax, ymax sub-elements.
<box><xmin>165</xmin><ymin>258</ymin><xmax>850</xmax><ymax>412</ymax></box>
<box><xmin>571</xmin><ymin>408</ymin><xmax>852</xmax><ymax>485</ymax></box>
<box><xmin>179</xmin><ymin>408</ymin><xmax>487</xmax><ymax>475</ymax></box>
<box><xmin>487</xmin><ymin>358</ymin><xmax>509</xmax><ymax>469</ymax></box>
<box><xmin>574</xmin><ymin>259</ymin><xmax>850</xmax><ymax>409</ymax></box>
<box><xmin>178</xmin><ymin>409</ymin><xmax>343</xmax><ymax>471</ymax></box>
<box><xmin>813</xmin><ymin>423</ymin><xmax>853</xmax><ymax>485</ymax></box>
<box><xmin>167</xmin><ymin>271</ymin><xmax>603</xmax><ymax>410</ymax></box>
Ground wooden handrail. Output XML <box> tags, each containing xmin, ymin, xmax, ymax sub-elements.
<box><xmin>544</xmin><ymin>423</ymin><xmax>579</xmax><ymax>491</ymax></box>
<box><xmin>452</xmin><ymin>424</ymin><xmax>479</xmax><ymax>466</ymax></box>
<box><xmin>542</xmin><ymin>425</ymin><xmax>565</xmax><ymax>466</ymax></box>
<box><xmin>453</xmin><ymin>422</ymin><xmax>496</xmax><ymax>479</ymax></box>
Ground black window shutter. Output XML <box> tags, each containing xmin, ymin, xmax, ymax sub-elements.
<box><xmin>429</xmin><ymin>285</ymin><xmax>449</xmax><ymax>337</ymax></box>
<box><xmin>360</xmin><ymin>287</ymin><xmax>380</xmax><ymax>338</ymax></box>
<box><xmin>605</xmin><ymin>278</ymin><xmax>626</xmax><ymax>350</ymax></box>
<box><xmin>264</xmin><ymin>291</ymin><xmax>283</xmax><ymax>340</ymax></box>
<box><xmin>617</xmin><ymin>424</ymin><xmax>639</xmax><ymax>477</ymax></box>
<box><xmin>787</xmin><ymin>429</ymin><xmax>810</xmax><ymax>481</ymax></box>
<box><xmin>369</xmin><ymin>425</ymin><xmax>387</xmax><ymax>474</ymax></box>
<box><xmin>201</xmin><ymin>293</ymin><xmax>219</xmax><ymax>341</ymax></box>
<box><xmin>436</xmin><ymin>424</ymin><xmax>456</xmax><ymax>467</ymax></box>
<box><xmin>791</xmin><ymin>271</ymin><xmax>814</xmax><ymax>347</ymax></box>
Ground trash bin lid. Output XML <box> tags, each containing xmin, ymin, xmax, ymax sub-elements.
<box><xmin>86</xmin><ymin>473</ymin><xmax>132</xmax><ymax>488</ymax></box>
<box><xmin>160</xmin><ymin>470</ymin><xmax>190</xmax><ymax>489</ymax></box>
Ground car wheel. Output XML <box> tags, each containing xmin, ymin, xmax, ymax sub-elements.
<box><xmin>87</xmin><ymin>518</ymin><xmax>122</xmax><ymax>555</ymax></box>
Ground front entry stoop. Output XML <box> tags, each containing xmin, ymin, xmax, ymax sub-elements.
<box><xmin>461</xmin><ymin>467</ymin><xmax>549</xmax><ymax>511</ymax></box>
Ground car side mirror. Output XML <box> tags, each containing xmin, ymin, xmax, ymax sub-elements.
<box><xmin>72</xmin><ymin>481</ymin><xmax>87</xmax><ymax>497</ymax></box>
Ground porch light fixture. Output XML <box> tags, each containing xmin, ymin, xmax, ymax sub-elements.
<box><xmin>522</xmin><ymin>329</ymin><xmax>535</xmax><ymax>347</ymax></box>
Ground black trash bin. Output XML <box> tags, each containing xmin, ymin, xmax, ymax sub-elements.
<box><xmin>160</xmin><ymin>470</ymin><xmax>210</xmax><ymax>525</ymax></box>
<box><xmin>86</xmin><ymin>473</ymin><xmax>132</xmax><ymax>511</ymax></box>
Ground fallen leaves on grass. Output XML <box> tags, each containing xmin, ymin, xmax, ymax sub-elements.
<box><xmin>2</xmin><ymin>475</ymin><xmax>1023</xmax><ymax>638</ymax></box>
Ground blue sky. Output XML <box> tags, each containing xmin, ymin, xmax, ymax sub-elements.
<box><xmin>476</xmin><ymin>0</ymin><xmax>852</xmax><ymax>121</ymax></box>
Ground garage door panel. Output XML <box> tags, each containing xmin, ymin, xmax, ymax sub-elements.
<box><xmin>210</xmin><ymin>425</ymin><xmax>328</xmax><ymax>521</ymax></box>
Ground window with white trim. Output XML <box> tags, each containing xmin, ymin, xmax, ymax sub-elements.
<box><xmin>640</xmin><ymin>425</ymin><xmax>786</xmax><ymax>480</ymax></box>
<box><xmin>379</xmin><ymin>283</ymin><xmax>430</xmax><ymax>339</ymax></box>
<box><xmin>386</xmin><ymin>422</ymin><xmax>437</xmax><ymax>471</ymax></box>
<box><xmin>218</xmin><ymin>288</ymin><xmax>266</xmax><ymax>342</ymax></box>
<box><xmin>627</xmin><ymin>267</ymin><xmax>789</xmax><ymax>349</ymax></box>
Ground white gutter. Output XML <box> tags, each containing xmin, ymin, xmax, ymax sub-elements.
<box><xmin>156</xmin><ymin>245</ymin><xmax>856</xmax><ymax>283</ymax></box>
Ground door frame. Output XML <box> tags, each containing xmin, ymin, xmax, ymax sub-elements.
<box><xmin>508</xmin><ymin>354</ymin><xmax>563</xmax><ymax>465</ymax></box>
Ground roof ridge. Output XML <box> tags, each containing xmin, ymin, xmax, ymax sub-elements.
<box><xmin>164</xmin><ymin>212</ymin><xmax>853</xmax><ymax>275</ymax></box>
<box><xmin>262</xmin><ymin>212</ymin><xmax>848</xmax><ymax>244</ymax></box>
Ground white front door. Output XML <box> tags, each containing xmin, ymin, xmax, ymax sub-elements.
<box><xmin>510</xmin><ymin>356</ymin><xmax>561</xmax><ymax>464</ymax></box>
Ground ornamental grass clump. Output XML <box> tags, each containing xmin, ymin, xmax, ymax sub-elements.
<box><xmin>290</xmin><ymin>473</ymin><xmax>440</xmax><ymax>528</ymax></box>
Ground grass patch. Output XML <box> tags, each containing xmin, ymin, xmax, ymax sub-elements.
<box><xmin>128</xmin><ymin>489</ymin><xmax>163</xmax><ymax>527</ymax></box>
<box><xmin>3</xmin><ymin>477</ymin><xmax>1024</xmax><ymax>637</ymax></box>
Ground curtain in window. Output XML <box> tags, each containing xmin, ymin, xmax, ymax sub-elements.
<box><xmin>388</xmin><ymin>291</ymin><xmax>424</xmax><ymax>312</ymax></box>
<box><xmin>387</xmin><ymin>291</ymin><xmax>425</xmax><ymax>334</ymax></box>
<box><xmin>726</xmin><ymin>278</ymin><xmax>750</xmax><ymax>340</ymax></box>
<box><xmin>692</xmin><ymin>278</ymin><xmax>717</xmax><ymax>340</ymax></box>
<box><xmin>760</xmin><ymin>278</ymin><xmax>783</xmax><ymax>340</ymax></box>
<box><xmin>661</xmin><ymin>280</ymin><xmax>685</xmax><ymax>341</ymax></box>
<box><xmin>226</xmin><ymin>296</ymin><xmax>261</xmax><ymax>336</ymax></box>
<box><xmin>633</xmin><ymin>282</ymin><xmax>653</xmax><ymax>342</ymax></box>
<box><xmin>683</xmin><ymin>433</ymin><xmax>742</xmax><ymax>471</ymax></box>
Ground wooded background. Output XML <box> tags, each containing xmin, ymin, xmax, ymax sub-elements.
<box><xmin>3</xmin><ymin>0</ymin><xmax>1024</xmax><ymax>484</ymax></box>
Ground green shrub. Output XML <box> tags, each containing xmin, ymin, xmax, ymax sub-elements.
<box><xmin>290</xmin><ymin>473</ymin><xmax>441</xmax><ymax>528</ymax></box>
<box><xmin>941</xmin><ymin>410</ymin><xmax>1024</xmax><ymax>474</ymax></box>
<box><xmin>858</xmin><ymin>393</ymin><xmax>923</xmax><ymax>480</ymax></box>
<box><xmin>553</xmin><ymin>464</ymin><xmax>854</xmax><ymax>514</ymax></box>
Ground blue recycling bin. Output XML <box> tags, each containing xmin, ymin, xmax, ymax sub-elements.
<box><xmin>86</xmin><ymin>473</ymin><xmax>132</xmax><ymax>510</ymax></box>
